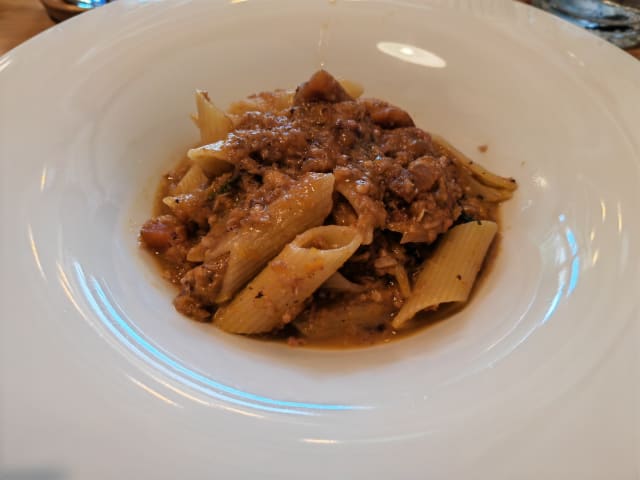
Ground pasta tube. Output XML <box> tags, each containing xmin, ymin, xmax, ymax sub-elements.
<box><xmin>338</xmin><ymin>79</ymin><xmax>364</xmax><ymax>99</ymax></box>
<box><xmin>187</xmin><ymin>141</ymin><xmax>234</xmax><ymax>177</ymax></box>
<box><xmin>227</xmin><ymin>89</ymin><xmax>294</xmax><ymax>116</ymax></box>
<box><xmin>458</xmin><ymin>168</ymin><xmax>514</xmax><ymax>203</ymax></box>
<box><xmin>214</xmin><ymin>173</ymin><xmax>335</xmax><ymax>302</ymax></box>
<box><xmin>293</xmin><ymin>300</ymin><xmax>396</xmax><ymax>342</ymax></box>
<box><xmin>320</xmin><ymin>272</ymin><xmax>366</xmax><ymax>293</ymax></box>
<box><xmin>391</xmin><ymin>220</ymin><xmax>497</xmax><ymax>330</ymax></box>
<box><xmin>173</xmin><ymin>164</ymin><xmax>208</xmax><ymax>195</ymax></box>
<box><xmin>432</xmin><ymin>134</ymin><xmax>517</xmax><ymax>192</ymax></box>
<box><xmin>215</xmin><ymin>226</ymin><xmax>362</xmax><ymax>334</ymax></box>
<box><xmin>335</xmin><ymin>182</ymin><xmax>386</xmax><ymax>245</ymax></box>
<box><xmin>225</xmin><ymin>78</ymin><xmax>361</xmax><ymax>118</ymax></box>
<box><xmin>193</xmin><ymin>90</ymin><xmax>233</xmax><ymax>145</ymax></box>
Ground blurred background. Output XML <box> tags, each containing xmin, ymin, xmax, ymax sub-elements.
<box><xmin>0</xmin><ymin>0</ymin><xmax>639</xmax><ymax>57</ymax></box>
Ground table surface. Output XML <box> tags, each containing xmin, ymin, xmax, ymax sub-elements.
<box><xmin>1</xmin><ymin>0</ymin><xmax>639</xmax><ymax>58</ymax></box>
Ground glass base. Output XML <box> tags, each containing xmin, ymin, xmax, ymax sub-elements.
<box><xmin>532</xmin><ymin>0</ymin><xmax>640</xmax><ymax>48</ymax></box>
<box><xmin>63</xmin><ymin>0</ymin><xmax>109</xmax><ymax>8</ymax></box>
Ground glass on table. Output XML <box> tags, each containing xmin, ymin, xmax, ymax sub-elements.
<box><xmin>40</xmin><ymin>0</ymin><xmax>113</xmax><ymax>22</ymax></box>
<box><xmin>532</xmin><ymin>0</ymin><xmax>640</xmax><ymax>48</ymax></box>
<box><xmin>63</xmin><ymin>0</ymin><xmax>110</xmax><ymax>7</ymax></box>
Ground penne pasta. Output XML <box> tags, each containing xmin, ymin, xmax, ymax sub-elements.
<box><xmin>321</xmin><ymin>272</ymin><xmax>367</xmax><ymax>293</ymax></box>
<box><xmin>162</xmin><ymin>194</ymin><xmax>187</xmax><ymax>211</ymax></box>
<box><xmin>193</xmin><ymin>90</ymin><xmax>233</xmax><ymax>145</ymax></box>
<box><xmin>173</xmin><ymin>164</ymin><xmax>208</xmax><ymax>195</ymax></box>
<box><xmin>432</xmin><ymin>134</ymin><xmax>517</xmax><ymax>192</ymax></box>
<box><xmin>293</xmin><ymin>298</ymin><xmax>396</xmax><ymax>342</ymax></box>
<box><xmin>214</xmin><ymin>226</ymin><xmax>362</xmax><ymax>334</ymax></box>
<box><xmin>459</xmin><ymin>168</ymin><xmax>514</xmax><ymax>203</ymax></box>
<box><xmin>225</xmin><ymin>79</ymin><xmax>360</xmax><ymax>119</ymax></box>
<box><xmin>335</xmin><ymin>183</ymin><xmax>386</xmax><ymax>245</ymax></box>
<box><xmin>187</xmin><ymin>141</ymin><xmax>234</xmax><ymax>177</ymax></box>
<box><xmin>391</xmin><ymin>220</ymin><xmax>498</xmax><ymax>330</ymax></box>
<box><xmin>227</xmin><ymin>89</ymin><xmax>294</xmax><ymax>116</ymax></box>
<box><xmin>394</xmin><ymin>264</ymin><xmax>412</xmax><ymax>299</ymax></box>
<box><xmin>213</xmin><ymin>173</ymin><xmax>336</xmax><ymax>303</ymax></box>
<box><xmin>338</xmin><ymin>79</ymin><xmax>364</xmax><ymax>99</ymax></box>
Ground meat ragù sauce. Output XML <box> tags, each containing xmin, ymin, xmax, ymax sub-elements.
<box><xmin>140</xmin><ymin>70</ymin><xmax>516</xmax><ymax>347</ymax></box>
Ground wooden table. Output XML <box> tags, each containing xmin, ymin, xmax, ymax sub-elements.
<box><xmin>1</xmin><ymin>0</ymin><xmax>639</xmax><ymax>58</ymax></box>
<box><xmin>0</xmin><ymin>0</ymin><xmax>54</xmax><ymax>54</ymax></box>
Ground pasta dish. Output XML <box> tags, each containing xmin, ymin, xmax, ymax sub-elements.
<box><xmin>140</xmin><ymin>71</ymin><xmax>516</xmax><ymax>346</ymax></box>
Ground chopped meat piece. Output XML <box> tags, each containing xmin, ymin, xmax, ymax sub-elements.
<box><xmin>362</xmin><ymin>98</ymin><xmax>415</xmax><ymax>129</ymax></box>
<box><xmin>388</xmin><ymin>168</ymin><xmax>417</xmax><ymax>203</ymax></box>
<box><xmin>408</xmin><ymin>156</ymin><xmax>441</xmax><ymax>191</ymax></box>
<box><xmin>293</xmin><ymin>69</ymin><xmax>353</xmax><ymax>104</ymax></box>
<box><xmin>140</xmin><ymin>215</ymin><xmax>186</xmax><ymax>252</ymax></box>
